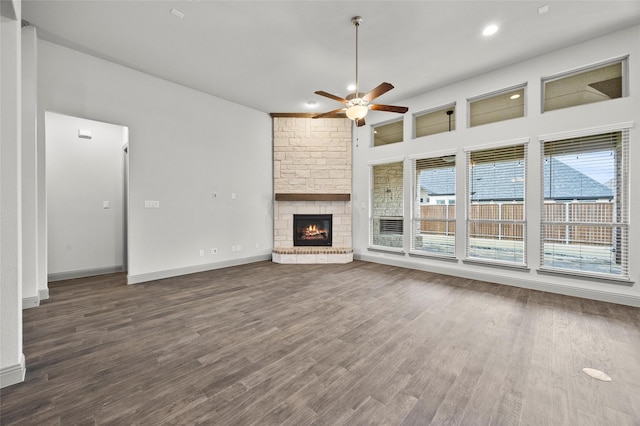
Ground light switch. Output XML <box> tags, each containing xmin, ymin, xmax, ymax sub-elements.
<box><xmin>231</xmin><ymin>193</ymin><xmax>237</xmax><ymax>200</ymax></box>
<box><xmin>144</xmin><ymin>200</ymin><xmax>160</xmax><ymax>208</ymax></box>
<box><xmin>103</xmin><ymin>201</ymin><xmax>110</xmax><ymax>209</ymax></box>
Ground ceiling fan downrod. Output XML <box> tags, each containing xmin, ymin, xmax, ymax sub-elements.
<box><xmin>352</xmin><ymin>16</ymin><xmax>363</xmax><ymax>97</ymax></box>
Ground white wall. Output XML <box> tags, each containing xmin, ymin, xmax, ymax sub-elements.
<box><xmin>21</xmin><ymin>24</ymin><xmax>40</xmax><ymax>307</ymax></box>
<box><xmin>0</xmin><ymin>0</ymin><xmax>26</xmax><ymax>388</ymax></box>
<box><xmin>352</xmin><ymin>25</ymin><xmax>640</xmax><ymax>307</ymax></box>
<box><xmin>37</xmin><ymin>40</ymin><xmax>273</xmax><ymax>284</ymax></box>
<box><xmin>46</xmin><ymin>112</ymin><xmax>126</xmax><ymax>278</ymax></box>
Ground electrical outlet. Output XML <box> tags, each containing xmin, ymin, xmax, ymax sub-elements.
<box><xmin>212</xmin><ymin>192</ymin><xmax>217</xmax><ymax>199</ymax></box>
<box><xmin>199</xmin><ymin>249</ymin><xmax>204</xmax><ymax>257</ymax></box>
<box><xmin>210</xmin><ymin>248</ymin><xmax>217</xmax><ymax>255</ymax></box>
<box><xmin>144</xmin><ymin>200</ymin><xmax>160</xmax><ymax>209</ymax></box>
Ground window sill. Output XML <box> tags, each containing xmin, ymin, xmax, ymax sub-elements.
<box><xmin>409</xmin><ymin>251</ymin><xmax>458</xmax><ymax>262</ymax></box>
<box><xmin>367</xmin><ymin>246</ymin><xmax>405</xmax><ymax>255</ymax></box>
<box><xmin>537</xmin><ymin>267</ymin><xmax>633</xmax><ymax>285</ymax></box>
<box><xmin>463</xmin><ymin>257</ymin><xmax>530</xmax><ymax>271</ymax></box>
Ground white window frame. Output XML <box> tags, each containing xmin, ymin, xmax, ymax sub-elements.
<box><xmin>413</xmin><ymin>102</ymin><xmax>456</xmax><ymax>139</ymax></box>
<box><xmin>541</xmin><ymin>56</ymin><xmax>629</xmax><ymax>113</ymax></box>
<box><xmin>538</xmin><ymin>125</ymin><xmax>631</xmax><ymax>281</ymax></box>
<box><xmin>371</xmin><ymin>117</ymin><xmax>404</xmax><ymax>148</ymax></box>
<box><xmin>369</xmin><ymin>158</ymin><xmax>405</xmax><ymax>252</ymax></box>
<box><xmin>409</xmin><ymin>151</ymin><xmax>457</xmax><ymax>258</ymax></box>
<box><xmin>467</xmin><ymin>83</ymin><xmax>527</xmax><ymax>128</ymax></box>
<box><xmin>464</xmin><ymin>140</ymin><xmax>529</xmax><ymax>267</ymax></box>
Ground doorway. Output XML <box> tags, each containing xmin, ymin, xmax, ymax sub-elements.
<box><xmin>45</xmin><ymin>112</ymin><xmax>129</xmax><ymax>281</ymax></box>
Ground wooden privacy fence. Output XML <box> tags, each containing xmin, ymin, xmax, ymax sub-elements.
<box><xmin>419</xmin><ymin>205</ymin><xmax>456</xmax><ymax>236</ymax></box>
<box><xmin>543</xmin><ymin>202</ymin><xmax>614</xmax><ymax>246</ymax></box>
<box><xmin>419</xmin><ymin>202</ymin><xmax>615</xmax><ymax>245</ymax></box>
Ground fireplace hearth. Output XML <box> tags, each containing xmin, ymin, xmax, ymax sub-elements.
<box><xmin>293</xmin><ymin>214</ymin><xmax>332</xmax><ymax>247</ymax></box>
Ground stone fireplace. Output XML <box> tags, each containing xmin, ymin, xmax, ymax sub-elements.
<box><xmin>271</xmin><ymin>117</ymin><xmax>353</xmax><ymax>264</ymax></box>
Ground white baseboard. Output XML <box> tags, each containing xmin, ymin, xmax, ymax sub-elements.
<box><xmin>22</xmin><ymin>296</ymin><xmax>39</xmax><ymax>309</ymax></box>
<box><xmin>127</xmin><ymin>254</ymin><xmax>272</xmax><ymax>285</ymax></box>
<box><xmin>355</xmin><ymin>253</ymin><xmax>640</xmax><ymax>308</ymax></box>
<box><xmin>48</xmin><ymin>265</ymin><xmax>124</xmax><ymax>282</ymax></box>
<box><xmin>0</xmin><ymin>354</ymin><xmax>25</xmax><ymax>389</ymax></box>
<box><xmin>39</xmin><ymin>288</ymin><xmax>49</xmax><ymax>300</ymax></box>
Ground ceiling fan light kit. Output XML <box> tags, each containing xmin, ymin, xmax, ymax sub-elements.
<box><xmin>313</xmin><ymin>16</ymin><xmax>408</xmax><ymax>127</ymax></box>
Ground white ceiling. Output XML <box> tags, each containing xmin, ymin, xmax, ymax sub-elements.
<box><xmin>22</xmin><ymin>1</ymin><xmax>640</xmax><ymax>115</ymax></box>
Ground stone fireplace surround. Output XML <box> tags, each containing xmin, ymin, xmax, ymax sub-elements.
<box><xmin>272</xmin><ymin>117</ymin><xmax>353</xmax><ymax>264</ymax></box>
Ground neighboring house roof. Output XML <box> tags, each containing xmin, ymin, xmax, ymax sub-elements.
<box><xmin>543</xmin><ymin>158</ymin><xmax>613</xmax><ymax>200</ymax></box>
<box><xmin>419</xmin><ymin>167</ymin><xmax>456</xmax><ymax>196</ymax></box>
<box><xmin>469</xmin><ymin>161</ymin><xmax>525</xmax><ymax>202</ymax></box>
<box><xmin>419</xmin><ymin>158</ymin><xmax>613</xmax><ymax>201</ymax></box>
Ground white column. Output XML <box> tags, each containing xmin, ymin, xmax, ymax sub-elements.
<box><xmin>0</xmin><ymin>0</ymin><xmax>26</xmax><ymax>388</ymax></box>
<box><xmin>21</xmin><ymin>24</ymin><xmax>40</xmax><ymax>307</ymax></box>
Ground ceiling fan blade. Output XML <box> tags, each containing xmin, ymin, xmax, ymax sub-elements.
<box><xmin>363</xmin><ymin>82</ymin><xmax>394</xmax><ymax>102</ymax></box>
<box><xmin>356</xmin><ymin>118</ymin><xmax>366</xmax><ymax>127</ymax></box>
<box><xmin>370</xmin><ymin>104</ymin><xmax>409</xmax><ymax>114</ymax></box>
<box><xmin>314</xmin><ymin>91</ymin><xmax>348</xmax><ymax>104</ymax></box>
<box><xmin>313</xmin><ymin>108</ymin><xmax>347</xmax><ymax>119</ymax></box>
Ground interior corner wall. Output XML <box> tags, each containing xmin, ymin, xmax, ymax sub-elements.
<box><xmin>37</xmin><ymin>40</ymin><xmax>273</xmax><ymax>284</ymax></box>
<box><xmin>1</xmin><ymin>0</ymin><xmax>26</xmax><ymax>388</ymax></box>
<box><xmin>352</xmin><ymin>25</ymin><xmax>640</xmax><ymax>307</ymax></box>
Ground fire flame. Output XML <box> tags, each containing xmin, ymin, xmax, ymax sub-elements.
<box><xmin>301</xmin><ymin>223</ymin><xmax>327</xmax><ymax>239</ymax></box>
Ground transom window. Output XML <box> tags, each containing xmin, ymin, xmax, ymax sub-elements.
<box><xmin>414</xmin><ymin>104</ymin><xmax>456</xmax><ymax>138</ymax></box>
<box><xmin>543</xmin><ymin>58</ymin><xmax>627</xmax><ymax>112</ymax></box>
<box><xmin>372</xmin><ymin>119</ymin><xmax>403</xmax><ymax>147</ymax></box>
<box><xmin>468</xmin><ymin>85</ymin><xmax>526</xmax><ymax>127</ymax></box>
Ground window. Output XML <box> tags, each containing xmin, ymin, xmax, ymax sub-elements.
<box><xmin>468</xmin><ymin>85</ymin><xmax>526</xmax><ymax>127</ymax></box>
<box><xmin>373</xmin><ymin>119</ymin><xmax>403</xmax><ymax>147</ymax></box>
<box><xmin>466</xmin><ymin>143</ymin><xmax>527</xmax><ymax>264</ymax></box>
<box><xmin>541</xmin><ymin>130</ymin><xmax>629</xmax><ymax>278</ymax></box>
<box><xmin>411</xmin><ymin>155</ymin><xmax>456</xmax><ymax>256</ymax></box>
<box><xmin>543</xmin><ymin>58</ymin><xmax>626</xmax><ymax>112</ymax></box>
<box><xmin>371</xmin><ymin>161</ymin><xmax>404</xmax><ymax>249</ymax></box>
<box><xmin>414</xmin><ymin>104</ymin><xmax>456</xmax><ymax>138</ymax></box>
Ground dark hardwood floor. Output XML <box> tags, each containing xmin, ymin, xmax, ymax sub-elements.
<box><xmin>1</xmin><ymin>260</ymin><xmax>639</xmax><ymax>425</ymax></box>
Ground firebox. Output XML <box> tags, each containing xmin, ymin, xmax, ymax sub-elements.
<box><xmin>293</xmin><ymin>214</ymin><xmax>332</xmax><ymax>247</ymax></box>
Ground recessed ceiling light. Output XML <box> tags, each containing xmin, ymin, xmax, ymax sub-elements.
<box><xmin>347</xmin><ymin>84</ymin><xmax>356</xmax><ymax>91</ymax></box>
<box><xmin>510</xmin><ymin>94</ymin><xmax>521</xmax><ymax>100</ymax></box>
<box><xmin>306</xmin><ymin>101</ymin><xmax>318</xmax><ymax>108</ymax></box>
<box><xmin>170</xmin><ymin>8</ymin><xmax>185</xmax><ymax>18</ymax></box>
<box><xmin>482</xmin><ymin>24</ymin><xmax>498</xmax><ymax>36</ymax></box>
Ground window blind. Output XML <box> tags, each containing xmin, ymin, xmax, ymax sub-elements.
<box><xmin>466</xmin><ymin>143</ymin><xmax>527</xmax><ymax>264</ymax></box>
<box><xmin>410</xmin><ymin>156</ymin><xmax>456</xmax><ymax>256</ymax></box>
<box><xmin>540</xmin><ymin>130</ymin><xmax>628</xmax><ymax>278</ymax></box>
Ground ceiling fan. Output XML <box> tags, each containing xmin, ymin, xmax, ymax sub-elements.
<box><xmin>313</xmin><ymin>16</ymin><xmax>408</xmax><ymax>127</ymax></box>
